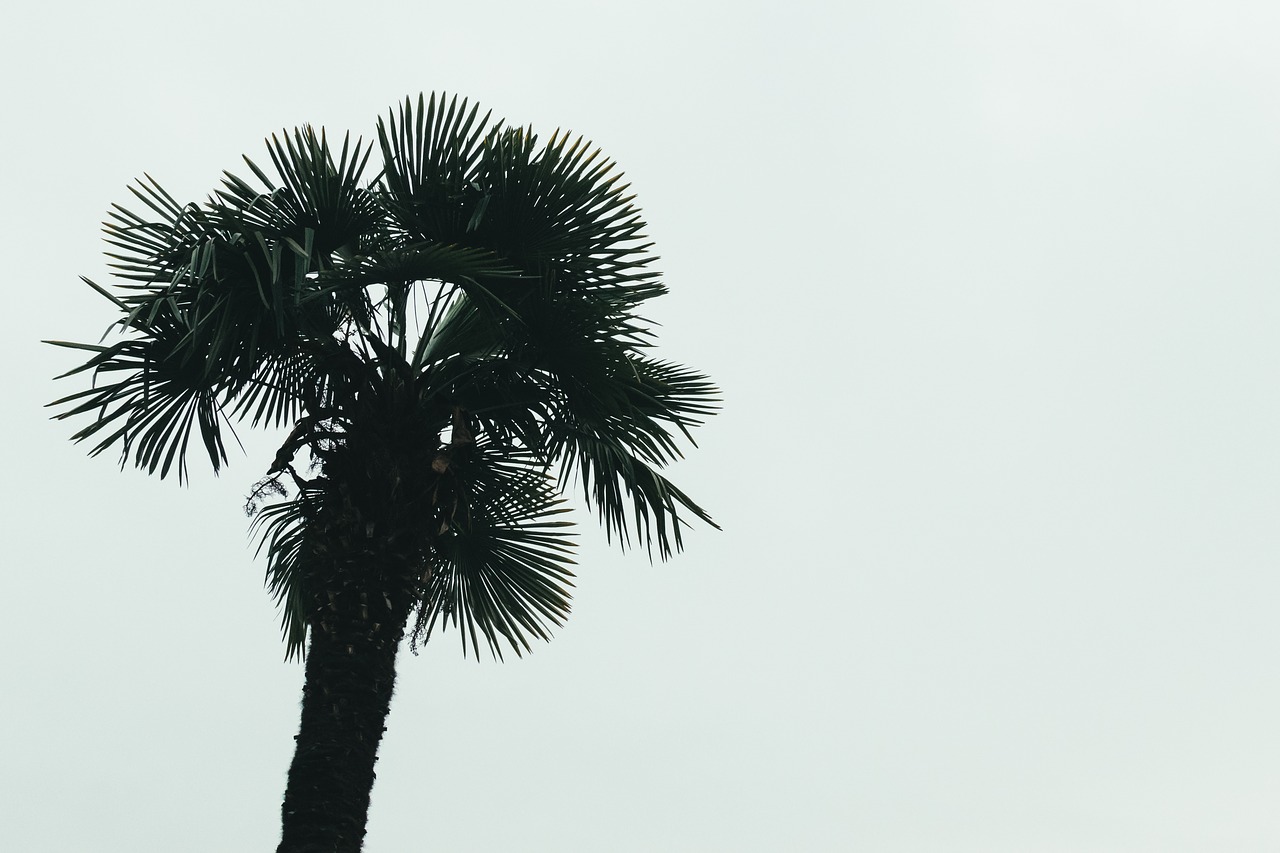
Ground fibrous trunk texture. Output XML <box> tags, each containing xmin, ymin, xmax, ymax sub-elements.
<box><xmin>276</xmin><ymin>392</ymin><xmax>444</xmax><ymax>852</ymax></box>
<box><xmin>276</xmin><ymin>608</ymin><xmax>404</xmax><ymax>853</ymax></box>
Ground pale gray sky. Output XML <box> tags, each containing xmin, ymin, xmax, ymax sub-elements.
<box><xmin>5</xmin><ymin>1</ymin><xmax>1280</xmax><ymax>850</ymax></box>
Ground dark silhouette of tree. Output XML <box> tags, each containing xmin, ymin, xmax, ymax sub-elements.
<box><xmin>48</xmin><ymin>93</ymin><xmax>718</xmax><ymax>852</ymax></box>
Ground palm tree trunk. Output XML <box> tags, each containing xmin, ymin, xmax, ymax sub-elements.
<box><xmin>276</xmin><ymin>613</ymin><xmax>404</xmax><ymax>853</ymax></box>
<box><xmin>274</xmin><ymin>486</ymin><xmax>425</xmax><ymax>851</ymax></box>
<box><xmin>276</xmin><ymin>394</ymin><xmax>443</xmax><ymax>851</ymax></box>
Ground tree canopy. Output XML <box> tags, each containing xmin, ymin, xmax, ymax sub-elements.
<box><xmin>49</xmin><ymin>94</ymin><xmax>719</xmax><ymax>661</ymax></box>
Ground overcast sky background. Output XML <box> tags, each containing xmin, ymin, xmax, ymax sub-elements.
<box><xmin>4</xmin><ymin>1</ymin><xmax>1280</xmax><ymax>850</ymax></box>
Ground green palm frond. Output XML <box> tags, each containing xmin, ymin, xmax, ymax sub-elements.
<box><xmin>413</xmin><ymin>448</ymin><xmax>576</xmax><ymax>659</ymax></box>
<box><xmin>220</xmin><ymin>126</ymin><xmax>380</xmax><ymax>258</ymax></box>
<box><xmin>101</xmin><ymin>176</ymin><xmax>202</xmax><ymax>288</ymax></box>
<box><xmin>377</xmin><ymin>93</ymin><xmax>494</xmax><ymax>241</ymax></box>
<box><xmin>553</xmin><ymin>428</ymin><xmax>714</xmax><ymax>559</ymax></box>
<box><xmin>381</xmin><ymin>96</ymin><xmax>662</xmax><ymax>305</ymax></box>
<box><xmin>250</xmin><ymin>486</ymin><xmax>313</xmax><ymax>660</ymax></box>
<box><xmin>227</xmin><ymin>349</ymin><xmax>324</xmax><ymax>431</ymax></box>
<box><xmin>618</xmin><ymin>356</ymin><xmax>722</xmax><ymax>447</ymax></box>
<box><xmin>545</xmin><ymin>367</ymin><xmax>719</xmax><ymax>558</ymax></box>
<box><xmin>501</xmin><ymin>296</ymin><xmax>719</xmax><ymax>553</ymax></box>
<box><xmin>474</xmin><ymin>127</ymin><xmax>663</xmax><ymax>302</ymax></box>
<box><xmin>412</xmin><ymin>290</ymin><xmax>507</xmax><ymax>369</ymax></box>
<box><xmin>47</xmin><ymin>304</ymin><xmax>233</xmax><ymax>481</ymax></box>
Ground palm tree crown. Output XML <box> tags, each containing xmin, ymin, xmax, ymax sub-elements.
<box><xmin>49</xmin><ymin>93</ymin><xmax>718</xmax><ymax>660</ymax></box>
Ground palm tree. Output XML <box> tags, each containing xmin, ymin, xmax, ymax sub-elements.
<box><xmin>48</xmin><ymin>93</ymin><xmax>718</xmax><ymax>852</ymax></box>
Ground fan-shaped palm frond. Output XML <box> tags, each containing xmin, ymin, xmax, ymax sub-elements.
<box><xmin>473</xmin><ymin>127</ymin><xmax>664</xmax><ymax>303</ymax></box>
<box><xmin>219</xmin><ymin>126</ymin><xmax>380</xmax><ymax>256</ymax></box>
<box><xmin>250</xmin><ymin>484</ymin><xmax>314</xmax><ymax>660</ymax></box>
<box><xmin>412</xmin><ymin>444</ymin><xmax>576</xmax><ymax>659</ymax></box>
<box><xmin>377</xmin><ymin>93</ymin><xmax>494</xmax><ymax>242</ymax></box>
<box><xmin>47</xmin><ymin>300</ymin><xmax>234</xmax><ymax>481</ymax></box>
